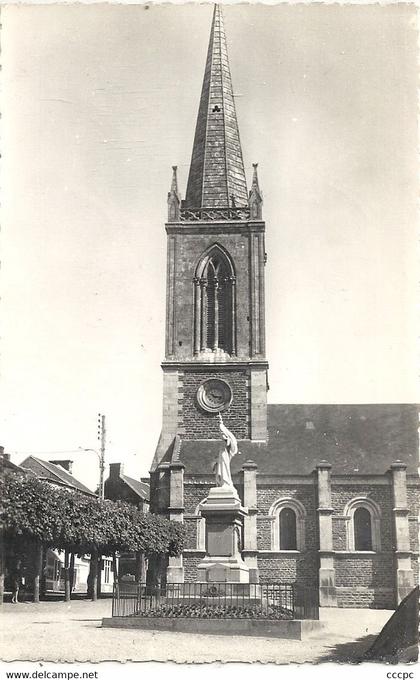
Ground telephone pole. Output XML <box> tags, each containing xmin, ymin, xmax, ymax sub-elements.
<box><xmin>97</xmin><ymin>413</ymin><xmax>106</xmax><ymax>500</ymax></box>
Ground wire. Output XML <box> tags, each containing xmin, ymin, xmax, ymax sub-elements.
<box><xmin>8</xmin><ymin>449</ymin><xmax>94</xmax><ymax>456</ymax></box>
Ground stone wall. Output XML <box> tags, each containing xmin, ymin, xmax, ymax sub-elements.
<box><xmin>257</xmin><ymin>554</ymin><xmax>318</xmax><ymax>586</ymax></box>
<box><xmin>166</xmin><ymin>230</ymin><xmax>262</xmax><ymax>361</ymax></box>
<box><xmin>175</xmin><ymin>475</ymin><xmax>419</xmax><ymax>608</ymax></box>
<box><xmin>331</xmin><ymin>483</ymin><xmax>395</xmax><ymax>607</ymax></box>
<box><xmin>256</xmin><ymin>484</ymin><xmax>318</xmax><ymax>550</ymax></box>
<box><xmin>331</xmin><ymin>484</ymin><xmax>394</xmax><ymax>550</ymax></box>
<box><xmin>181</xmin><ymin>369</ymin><xmax>250</xmax><ymax>439</ymax></box>
<box><xmin>184</xmin><ymin>554</ymin><xmax>204</xmax><ymax>582</ymax></box>
<box><xmin>334</xmin><ymin>554</ymin><xmax>394</xmax><ymax>608</ymax></box>
<box><xmin>407</xmin><ymin>484</ymin><xmax>419</xmax><ymax>586</ymax></box>
<box><xmin>184</xmin><ymin>483</ymin><xmax>212</xmax><ymax>514</ymax></box>
<box><xmin>256</xmin><ymin>483</ymin><xmax>318</xmax><ymax>586</ymax></box>
<box><xmin>184</xmin><ymin>518</ymin><xmax>199</xmax><ymax>551</ymax></box>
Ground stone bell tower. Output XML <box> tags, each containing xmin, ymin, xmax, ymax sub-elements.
<box><xmin>152</xmin><ymin>4</ymin><xmax>268</xmax><ymax>471</ymax></box>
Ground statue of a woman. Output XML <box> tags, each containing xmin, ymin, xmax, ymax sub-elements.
<box><xmin>214</xmin><ymin>413</ymin><xmax>241</xmax><ymax>487</ymax></box>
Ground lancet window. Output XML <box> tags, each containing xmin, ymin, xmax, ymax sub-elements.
<box><xmin>193</xmin><ymin>245</ymin><xmax>236</xmax><ymax>355</ymax></box>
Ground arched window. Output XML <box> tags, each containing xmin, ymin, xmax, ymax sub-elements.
<box><xmin>194</xmin><ymin>245</ymin><xmax>236</xmax><ymax>356</ymax></box>
<box><xmin>279</xmin><ymin>508</ymin><xmax>297</xmax><ymax>550</ymax></box>
<box><xmin>354</xmin><ymin>507</ymin><xmax>373</xmax><ymax>551</ymax></box>
<box><xmin>344</xmin><ymin>497</ymin><xmax>381</xmax><ymax>552</ymax></box>
<box><xmin>268</xmin><ymin>498</ymin><xmax>306</xmax><ymax>551</ymax></box>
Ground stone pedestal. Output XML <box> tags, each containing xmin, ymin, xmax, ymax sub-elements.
<box><xmin>197</xmin><ymin>485</ymin><xmax>250</xmax><ymax>583</ymax></box>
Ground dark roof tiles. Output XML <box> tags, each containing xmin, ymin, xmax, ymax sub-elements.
<box><xmin>185</xmin><ymin>5</ymin><xmax>248</xmax><ymax>209</ymax></box>
<box><xmin>120</xmin><ymin>473</ymin><xmax>150</xmax><ymax>502</ymax></box>
<box><xmin>20</xmin><ymin>456</ymin><xmax>96</xmax><ymax>495</ymax></box>
<box><xmin>177</xmin><ymin>404</ymin><xmax>419</xmax><ymax>476</ymax></box>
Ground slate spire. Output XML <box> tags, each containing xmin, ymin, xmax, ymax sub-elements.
<box><xmin>185</xmin><ymin>4</ymin><xmax>248</xmax><ymax>209</ymax></box>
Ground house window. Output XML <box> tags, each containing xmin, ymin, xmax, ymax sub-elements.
<box><xmin>268</xmin><ymin>498</ymin><xmax>306</xmax><ymax>551</ymax></box>
<box><xmin>194</xmin><ymin>244</ymin><xmax>236</xmax><ymax>356</ymax></box>
<box><xmin>344</xmin><ymin>497</ymin><xmax>381</xmax><ymax>552</ymax></box>
<box><xmin>354</xmin><ymin>507</ymin><xmax>373</xmax><ymax>551</ymax></box>
<box><xmin>104</xmin><ymin>559</ymin><xmax>111</xmax><ymax>584</ymax></box>
<box><xmin>54</xmin><ymin>560</ymin><xmax>61</xmax><ymax>581</ymax></box>
<box><xmin>279</xmin><ymin>508</ymin><xmax>297</xmax><ymax>550</ymax></box>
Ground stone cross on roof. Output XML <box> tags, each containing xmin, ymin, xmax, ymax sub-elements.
<box><xmin>184</xmin><ymin>4</ymin><xmax>248</xmax><ymax>210</ymax></box>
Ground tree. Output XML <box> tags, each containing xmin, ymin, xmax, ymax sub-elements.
<box><xmin>0</xmin><ymin>471</ymin><xmax>65</xmax><ymax>602</ymax></box>
<box><xmin>0</xmin><ymin>471</ymin><xmax>186</xmax><ymax>603</ymax></box>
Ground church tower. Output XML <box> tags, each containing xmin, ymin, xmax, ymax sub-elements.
<box><xmin>153</xmin><ymin>5</ymin><xmax>268</xmax><ymax>470</ymax></box>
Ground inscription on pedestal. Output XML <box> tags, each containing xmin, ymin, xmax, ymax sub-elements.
<box><xmin>207</xmin><ymin>524</ymin><xmax>233</xmax><ymax>557</ymax></box>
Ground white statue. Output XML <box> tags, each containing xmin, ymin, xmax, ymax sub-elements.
<box><xmin>214</xmin><ymin>413</ymin><xmax>241</xmax><ymax>487</ymax></box>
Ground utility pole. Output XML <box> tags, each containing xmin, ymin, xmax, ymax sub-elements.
<box><xmin>97</xmin><ymin>413</ymin><xmax>106</xmax><ymax>500</ymax></box>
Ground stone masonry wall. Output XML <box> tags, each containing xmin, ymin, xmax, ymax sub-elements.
<box><xmin>180</xmin><ymin>369</ymin><xmax>250</xmax><ymax>439</ymax></box>
<box><xmin>256</xmin><ymin>483</ymin><xmax>318</xmax><ymax>586</ymax></box>
<box><xmin>183</xmin><ymin>483</ymin><xmax>211</xmax><ymax>553</ymax></box>
<box><xmin>169</xmin><ymin>231</ymin><xmax>256</xmax><ymax>361</ymax></box>
<box><xmin>184</xmin><ymin>517</ymin><xmax>199</xmax><ymax>551</ymax></box>
<box><xmin>184</xmin><ymin>483</ymin><xmax>212</xmax><ymax>514</ymax></box>
<box><xmin>331</xmin><ymin>484</ymin><xmax>394</xmax><ymax>608</ymax></box>
<box><xmin>179</xmin><ymin>478</ymin><xmax>418</xmax><ymax>607</ymax></box>
<box><xmin>184</xmin><ymin>555</ymin><xmax>204</xmax><ymax>582</ymax></box>
<box><xmin>407</xmin><ymin>485</ymin><xmax>419</xmax><ymax>586</ymax></box>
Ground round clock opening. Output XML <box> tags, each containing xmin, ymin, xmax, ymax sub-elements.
<box><xmin>196</xmin><ymin>378</ymin><xmax>233</xmax><ymax>413</ymax></box>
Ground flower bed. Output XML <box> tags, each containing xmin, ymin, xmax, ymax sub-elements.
<box><xmin>135</xmin><ymin>603</ymin><xmax>293</xmax><ymax>620</ymax></box>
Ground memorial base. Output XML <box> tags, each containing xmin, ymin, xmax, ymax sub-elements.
<box><xmin>197</xmin><ymin>485</ymin><xmax>250</xmax><ymax>584</ymax></box>
<box><xmin>197</xmin><ymin>555</ymin><xmax>250</xmax><ymax>583</ymax></box>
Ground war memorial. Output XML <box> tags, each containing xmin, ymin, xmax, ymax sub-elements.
<box><xmin>104</xmin><ymin>4</ymin><xmax>419</xmax><ymax>637</ymax></box>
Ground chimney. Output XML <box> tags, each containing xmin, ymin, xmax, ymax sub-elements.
<box><xmin>0</xmin><ymin>446</ymin><xmax>11</xmax><ymax>461</ymax></box>
<box><xmin>110</xmin><ymin>462</ymin><xmax>124</xmax><ymax>479</ymax></box>
<box><xmin>50</xmin><ymin>459</ymin><xmax>73</xmax><ymax>474</ymax></box>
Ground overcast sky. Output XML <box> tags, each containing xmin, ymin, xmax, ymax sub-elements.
<box><xmin>2</xmin><ymin>3</ymin><xmax>418</xmax><ymax>491</ymax></box>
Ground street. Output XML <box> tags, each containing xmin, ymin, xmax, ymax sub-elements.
<box><xmin>0</xmin><ymin>599</ymin><xmax>393</xmax><ymax>664</ymax></box>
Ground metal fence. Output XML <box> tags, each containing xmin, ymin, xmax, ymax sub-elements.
<box><xmin>112</xmin><ymin>582</ymin><xmax>319</xmax><ymax>620</ymax></box>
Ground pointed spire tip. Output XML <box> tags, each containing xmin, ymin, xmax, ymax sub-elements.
<box><xmin>185</xmin><ymin>0</ymin><xmax>248</xmax><ymax>209</ymax></box>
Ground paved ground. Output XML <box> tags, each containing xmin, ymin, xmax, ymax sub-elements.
<box><xmin>0</xmin><ymin>599</ymin><xmax>393</xmax><ymax>664</ymax></box>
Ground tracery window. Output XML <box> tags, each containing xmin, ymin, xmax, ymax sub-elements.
<box><xmin>194</xmin><ymin>245</ymin><xmax>236</xmax><ymax>355</ymax></box>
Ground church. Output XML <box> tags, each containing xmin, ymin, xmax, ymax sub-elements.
<box><xmin>149</xmin><ymin>5</ymin><xmax>419</xmax><ymax>609</ymax></box>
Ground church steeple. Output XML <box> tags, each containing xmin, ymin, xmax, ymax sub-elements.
<box><xmin>185</xmin><ymin>4</ymin><xmax>248</xmax><ymax>210</ymax></box>
<box><xmin>155</xmin><ymin>4</ymin><xmax>268</xmax><ymax>475</ymax></box>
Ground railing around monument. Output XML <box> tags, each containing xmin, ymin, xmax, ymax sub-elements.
<box><xmin>112</xmin><ymin>582</ymin><xmax>319</xmax><ymax>620</ymax></box>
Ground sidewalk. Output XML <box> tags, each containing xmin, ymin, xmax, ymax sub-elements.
<box><xmin>0</xmin><ymin>599</ymin><xmax>393</xmax><ymax>664</ymax></box>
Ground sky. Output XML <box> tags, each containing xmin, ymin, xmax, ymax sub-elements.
<box><xmin>1</xmin><ymin>3</ymin><xmax>418</xmax><ymax>492</ymax></box>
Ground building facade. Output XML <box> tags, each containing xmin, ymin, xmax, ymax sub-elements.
<box><xmin>149</xmin><ymin>5</ymin><xmax>419</xmax><ymax>608</ymax></box>
<box><xmin>104</xmin><ymin>462</ymin><xmax>150</xmax><ymax>582</ymax></box>
<box><xmin>17</xmin><ymin>456</ymin><xmax>114</xmax><ymax>595</ymax></box>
